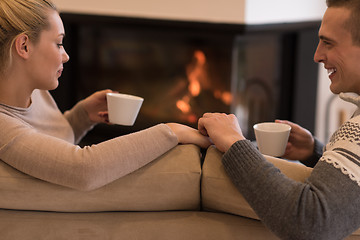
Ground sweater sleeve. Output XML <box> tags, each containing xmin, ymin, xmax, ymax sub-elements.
<box><xmin>300</xmin><ymin>137</ymin><xmax>324</xmax><ymax>168</ymax></box>
<box><xmin>0</xmin><ymin>115</ymin><xmax>178</xmax><ymax>191</ymax></box>
<box><xmin>63</xmin><ymin>100</ymin><xmax>96</xmax><ymax>144</ymax></box>
<box><xmin>222</xmin><ymin>140</ymin><xmax>360</xmax><ymax>240</ymax></box>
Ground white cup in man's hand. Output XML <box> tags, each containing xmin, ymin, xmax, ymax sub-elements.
<box><xmin>253</xmin><ymin>122</ymin><xmax>291</xmax><ymax>157</ymax></box>
<box><xmin>106</xmin><ymin>93</ymin><xmax>144</xmax><ymax>126</ymax></box>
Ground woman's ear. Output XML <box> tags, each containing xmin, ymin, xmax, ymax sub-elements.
<box><xmin>14</xmin><ymin>34</ymin><xmax>31</xmax><ymax>59</ymax></box>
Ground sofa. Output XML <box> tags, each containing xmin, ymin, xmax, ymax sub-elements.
<box><xmin>0</xmin><ymin>144</ymin><xmax>359</xmax><ymax>240</ymax></box>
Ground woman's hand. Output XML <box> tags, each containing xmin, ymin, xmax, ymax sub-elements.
<box><xmin>166</xmin><ymin>123</ymin><xmax>212</xmax><ymax>149</ymax></box>
<box><xmin>81</xmin><ymin>89</ymin><xmax>114</xmax><ymax>124</ymax></box>
<box><xmin>198</xmin><ymin>113</ymin><xmax>245</xmax><ymax>152</ymax></box>
<box><xmin>275</xmin><ymin>120</ymin><xmax>314</xmax><ymax>161</ymax></box>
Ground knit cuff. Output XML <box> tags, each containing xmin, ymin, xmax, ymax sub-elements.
<box><xmin>300</xmin><ymin>137</ymin><xmax>324</xmax><ymax>168</ymax></box>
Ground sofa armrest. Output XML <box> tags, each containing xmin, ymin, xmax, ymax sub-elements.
<box><xmin>201</xmin><ymin>146</ymin><xmax>313</xmax><ymax>220</ymax></box>
<box><xmin>0</xmin><ymin>144</ymin><xmax>202</xmax><ymax>212</ymax></box>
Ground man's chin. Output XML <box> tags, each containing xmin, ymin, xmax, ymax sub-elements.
<box><xmin>329</xmin><ymin>84</ymin><xmax>341</xmax><ymax>94</ymax></box>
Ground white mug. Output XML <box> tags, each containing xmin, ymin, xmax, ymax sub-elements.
<box><xmin>106</xmin><ymin>93</ymin><xmax>144</xmax><ymax>126</ymax></box>
<box><xmin>253</xmin><ymin>122</ymin><xmax>291</xmax><ymax>157</ymax></box>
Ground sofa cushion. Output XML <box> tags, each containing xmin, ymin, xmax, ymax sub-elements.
<box><xmin>0</xmin><ymin>144</ymin><xmax>201</xmax><ymax>212</ymax></box>
<box><xmin>201</xmin><ymin>145</ymin><xmax>313</xmax><ymax>220</ymax></box>
<box><xmin>0</xmin><ymin>209</ymin><xmax>280</xmax><ymax>240</ymax></box>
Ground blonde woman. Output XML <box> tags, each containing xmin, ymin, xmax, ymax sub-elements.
<box><xmin>0</xmin><ymin>0</ymin><xmax>210</xmax><ymax>191</ymax></box>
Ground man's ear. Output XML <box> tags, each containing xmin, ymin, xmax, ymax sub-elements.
<box><xmin>14</xmin><ymin>34</ymin><xmax>31</xmax><ymax>59</ymax></box>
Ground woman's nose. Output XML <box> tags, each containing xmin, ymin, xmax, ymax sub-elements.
<box><xmin>62</xmin><ymin>50</ymin><xmax>70</xmax><ymax>63</ymax></box>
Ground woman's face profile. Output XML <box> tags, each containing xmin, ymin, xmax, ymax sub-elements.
<box><xmin>26</xmin><ymin>10</ymin><xmax>70</xmax><ymax>91</ymax></box>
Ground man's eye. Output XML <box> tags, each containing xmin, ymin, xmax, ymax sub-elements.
<box><xmin>321</xmin><ymin>39</ymin><xmax>332</xmax><ymax>46</ymax></box>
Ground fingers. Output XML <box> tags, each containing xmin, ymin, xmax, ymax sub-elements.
<box><xmin>198</xmin><ymin>113</ymin><xmax>220</xmax><ymax>136</ymax></box>
<box><xmin>201</xmin><ymin>112</ymin><xmax>228</xmax><ymax>118</ymax></box>
<box><xmin>276</xmin><ymin>119</ymin><xmax>299</xmax><ymax>130</ymax></box>
<box><xmin>195</xmin><ymin>133</ymin><xmax>212</xmax><ymax>148</ymax></box>
<box><xmin>166</xmin><ymin>123</ymin><xmax>212</xmax><ymax>148</ymax></box>
<box><xmin>197</xmin><ymin>117</ymin><xmax>208</xmax><ymax>136</ymax></box>
<box><xmin>98</xmin><ymin>111</ymin><xmax>109</xmax><ymax>123</ymax></box>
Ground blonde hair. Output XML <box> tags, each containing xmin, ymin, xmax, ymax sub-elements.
<box><xmin>0</xmin><ymin>0</ymin><xmax>57</xmax><ymax>75</ymax></box>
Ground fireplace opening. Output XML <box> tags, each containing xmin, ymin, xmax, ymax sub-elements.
<box><xmin>52</xmin><ymin>13</ymin><xmax>320</xmax><ymax>145</ymax></box>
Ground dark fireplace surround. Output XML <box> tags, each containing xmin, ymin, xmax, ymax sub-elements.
<box><xmin>52</xmin><ymin>13</ymin><xmax>320</xmax><ymax>145</ymax></box>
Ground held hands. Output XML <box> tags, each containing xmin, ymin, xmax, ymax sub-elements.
<box><xmin>166</xmin><ymin>113</ymin><xmax>245</xmax><ymax>151</ymax></box>
<box><xmin>166</xmin><ymin>123</ymin><xmax>212</xmax><ymax>149</ymax></box>
<box><xmin>81</xmin><ymin>89</ymin><xmax>115</xmax><ymax>124</ymax></box>
<box><xmin>198</xmin><ymin>113</ymin><xmax>245</xmax><ymax>152</ymax></box>
<box><xmin>275</xmin><ymin>120</ymin><xmax>315</xmax><ymax>161</ymax></box>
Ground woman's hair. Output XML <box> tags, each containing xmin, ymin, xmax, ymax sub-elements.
<box><xmin>326</xmin><ymin>0</ymin><xmax>360</xmax><ymax>46</ymax></box>
<box><xmin>0</xmin><ymin>0</ymin><xmax>57</xmax><ymax>75</ymax></box>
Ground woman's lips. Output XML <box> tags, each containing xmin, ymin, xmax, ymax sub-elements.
<box><xmin>57</xmin><ymin>68</ymin><xmax>63</xmax><ymax>77</ymax></box>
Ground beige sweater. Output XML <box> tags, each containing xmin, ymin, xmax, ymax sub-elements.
<box><xmin>0</xmin><ymin>90</ymin><xmax>178</xmax><ymax>190</ymax></box>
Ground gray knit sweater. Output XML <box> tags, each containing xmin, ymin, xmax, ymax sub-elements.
<box><xmin>222</xmin><ymin>93</ymin><xmax>360</xmax><ymax>240</ymax></box>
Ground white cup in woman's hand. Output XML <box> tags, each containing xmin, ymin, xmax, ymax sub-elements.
<box><xmin>106</xmin><ymin>93</ymin><xmax>144</xmax><ymax>126</ymax></box>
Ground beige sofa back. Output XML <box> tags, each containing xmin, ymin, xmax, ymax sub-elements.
<box><xmin>201</xmin><ymin>146</ymin><xmax>313</xmax><ymax>220</ymax></box>
<box><xmin>0</xmin><ymin>145</ymin><xmax>202</xmax><ymax>212</ymax></box>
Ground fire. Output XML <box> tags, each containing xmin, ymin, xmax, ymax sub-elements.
<box><xmin>176</xmin><ymin>99</ymin><xmax>191</xmax><ymax>114</ymax></box>
<box><xmin>175</xmin><ymin>49</ymin><xmax>233</xmax><ymax>124</ymax></box>
<box><xmin>214</xmin><ymin>90</ymin><xmax>233</xmax><ymax>105</ymax></box>
<box><xmin>176</xmin><ymin>99</ymin><xmax>198</xmax><ymax>123</ymax></box>
<box><xmin>176</xmin><ymin>50</ymin><xmax>208</xmax><ymax>117</ymax></box>
<box><xmin>189</xmin><ymin>80</ymin><xmax>201</xmax><ymax>97</ymax></box>
<box><xmin>194</xmin><ymin>50</ymin><xmax>206</xmax><ymax>65</ymax></box>
<box><xmin>187</xmin><ymin>50</ymin><xmax>206</xmax><ymax>97</ymax></box>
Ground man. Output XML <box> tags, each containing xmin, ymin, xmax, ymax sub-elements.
<box><xmin>198</xmin><ymin>1</ymin><xmax>360</xmax><ymax>239</ymax></box>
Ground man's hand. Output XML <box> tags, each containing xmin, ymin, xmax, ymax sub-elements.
<box><xmin>275</xmin><ymin>120</ymin><xmax>315</xmax><ymax>161</ymax></box>
<box><xmin>198</xmin><ymin>113</ymin><xmax>245</xmax><ymax>152</ymax></box>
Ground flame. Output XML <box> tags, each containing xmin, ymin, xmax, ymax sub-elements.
<box><xmin>221</xmin><ymin>91</ymin><xmax>233</xmax><ymax>105</ymax></box>
<box><xmin>176</xmin><ymin>50</ymin><xmax>208</xmax><ymax>116</ymax></box>
<box><xmin>176</xmin><ymin>99</ymin><xmax>191</xmax><ymax>114</ymax></box>
<box><xmin>187</xmin><ymin>114</ymin><xmax>197</xmax><ymax>123</ymax></box>
<box><xmin>176</xmin><ymin>50</ymin><xmax>233</xmax><ymax>123</ymax></box>
<box><xmin>214</xmin><ymin>90</ymin><xmax>233</xmax><ymax>105</ymax></box>
<box><xmin>189</xmin><ymin>80</ymin><xmax>201</xmax><ymax>97</ymax></box>
<box><xmin>187</xmin><ymin>50</ymin><xmax>206</xmax><ymax>97</ymax></box>
<box><xmin>194</xmin><ymin>50</ymin><xmax>206</xmax><ymax>65</ymax></box>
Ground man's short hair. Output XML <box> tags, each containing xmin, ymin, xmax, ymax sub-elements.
<box><xmin>326</xmin><ymin>0</ymin><xmax>360</xmax><ymax>46</ymax></box>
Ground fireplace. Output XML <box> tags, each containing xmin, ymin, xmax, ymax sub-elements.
<box><xmin>52</xmin><ymin>13</ymin><xmax>320</xmax><ymax>145</ymax></box>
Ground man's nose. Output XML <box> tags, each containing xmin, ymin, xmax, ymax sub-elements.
<box><xmin>313</xmin><ymin>43</ymin><xmax>324</xmax><ymax>63</ymax></box>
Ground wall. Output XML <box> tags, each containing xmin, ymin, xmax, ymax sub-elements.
<box><xmin>52</xmin><ymin>0</ymin><xmax>246</xmax><ymax>24</ymax></box>
<box><xmin>245</xmin><ymin>0</ymin><xmax>326</xmax><ymax>24</ymax></box>
<box><xmin>53</xmin><ymin>0</ymin><xmax>326</xmax><ymax>24</ymax></box>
